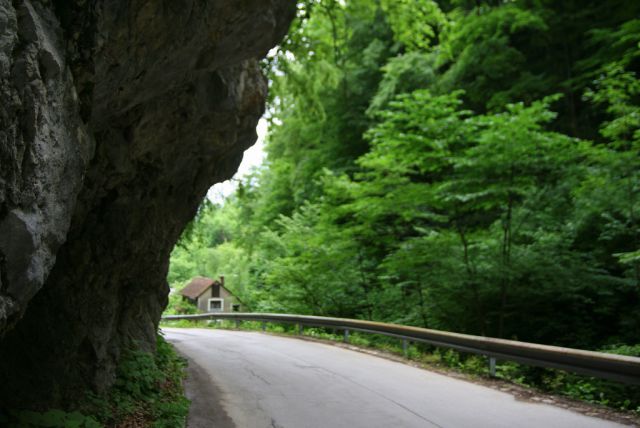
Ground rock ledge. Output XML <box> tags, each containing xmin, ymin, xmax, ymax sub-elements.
<box><xmin>0</xmin><ymin>0</ymin><xmax>294</xmax><ymax>407</ymax></box>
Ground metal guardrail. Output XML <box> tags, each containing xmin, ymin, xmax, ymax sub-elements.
<box><xmin>162</xmin><ymin>312</ymin><xmax>640</xmax><ymax>385</ymax></box>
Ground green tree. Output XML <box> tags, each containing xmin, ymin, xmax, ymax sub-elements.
<box><xmin>167</xmin><ymin>0</ymin><xmax>640</xmax><ymax>350</ymax></box>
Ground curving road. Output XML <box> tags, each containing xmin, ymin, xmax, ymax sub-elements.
<box><xmin>163</xmin><ymin>328</ymin><xmax>627</xmax><ymax>428</ymax></box>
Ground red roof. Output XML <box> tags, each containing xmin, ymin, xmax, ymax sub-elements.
<box><xmin>180</xmin><ymin>277</ymin><xmax>216</xmax><ymax>299</ymax></box>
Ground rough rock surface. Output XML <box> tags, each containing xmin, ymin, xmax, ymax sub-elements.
<box><xmin>0</xmin><ymin>0</ymin><xmax>295</xmax><ymax>408</ymax></box>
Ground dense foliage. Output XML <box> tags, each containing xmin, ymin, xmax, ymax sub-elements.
<box><xmin>0</xmin><ymin>335</ymin><xmax>189</xmax><ymax>427</ymax></box>
<box><xmin>169</xmin><ymin>0</ymin><xmax>640</xmax><ymax>353</ymax></box>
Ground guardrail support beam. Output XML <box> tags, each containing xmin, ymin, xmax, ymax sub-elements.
<box><xmin>261</xmin><ymin>321</ymin><xmax>267</xmax><ymax>332</ymax></box>
<box><xmin>298</xmin><ymin>324</ymin><xmax>304</xmax><ymax>335</ymax></box>
<box><xmin>489</xmin><ymin>356</ymin><xmax>496</xmax><ymax>377</ymax></box>
<box><xmin>161</xmin><ymin>312</ymin><xmax>640</xmax><ymax>385</ymax></box>
<box><xmin>403</xmin><ymin>339</ymin><xmax>408</xmax><ymax>358</ymax></box>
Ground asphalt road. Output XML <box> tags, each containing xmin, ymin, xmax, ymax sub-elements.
<box><xmin>164</xmin><ymin>328</ymin><xmax>626</xmax><ymax>428</ymax></box>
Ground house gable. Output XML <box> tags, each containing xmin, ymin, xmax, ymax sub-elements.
<box><xmin>180</xmin><ymin>275</ymin><xmax>243</xmax><ymax>313</ymax></box>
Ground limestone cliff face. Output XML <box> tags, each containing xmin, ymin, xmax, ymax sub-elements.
<box><xmin>0</xmin><ymin>0</ymin><xmax>295</xmax><ymax>407</ymax></box>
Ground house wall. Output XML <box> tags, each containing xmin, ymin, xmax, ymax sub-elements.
<box><xmin>195</xmin><ymin>285</ymin><xmax>241</xmax><ymax>313</ymax></box>
<box><xmin>196</xmin><ymin>288</ymin><xmax>213</xmax><ymax>313</ymax></box>
<box><xmin>220</xmin><ymin>287</ymin><xmax>236</xmax><ymax>312</ymax></box>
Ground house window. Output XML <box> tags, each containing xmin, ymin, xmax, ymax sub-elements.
<box><xmin>208</xmin><ymin>298</ymin><xmax>224</xmax><ymax>312</ymax></box>
<box><xmin>232</xmin><ymin>304</ymin><xmax>240</xmax><ymax>312</ymax></box>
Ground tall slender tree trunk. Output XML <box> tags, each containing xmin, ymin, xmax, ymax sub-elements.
<box><xmin>416</xmin><ymin>274</ymin><xmax>429</xmax><ymax>328</ymax></box>
<box><xmin>498</xmin><ymin>187</ymin><xmax>514</xmax><ymax>338</ymax></box>
<box><xmin>627</xmin><ymin>174</ymin><xmax>640</xmax><ymax>288</ymax></box>
<box><xmin>562</xmin><ymin>38</ymin><xmax>579</xmax><ymax>137</ymax></box>
<box><xmin>357</xmin><ymin>248</ymin><xmax>374</xmax><ymax>320</ymax></box>
<box><xmin>456</xmin><ymin>225</ymin><xmax>486</xmax><ymax>335</ymax></box>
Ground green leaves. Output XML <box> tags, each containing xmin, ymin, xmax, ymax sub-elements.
<box><xmin>343</xmin><ymin>88</ymin><xmax>594</xmax><ymax>337</ymax></box>
<box><xmin>3</xmin><ymin>410</ymin><xmax>100</xmax><ymax>428</ymax></box>
<box><xmin>586</xmin><ymin>64</ymin><xmax>640</xmax><ymax>148</ymax></box>
<box><xmin>253</xmin><ymin>202</ymin><xmax>369</xmax><ymax>316</ymax></box>
<box><xmin>167</xmin><ymin>0</ymin><xmax>640</xmax><ymax>350</ymax></box>
<box><xmin>0</xmin><ymin>338</ymin><xmax>187</xmax><ymax>427</ymax></box>
<box><xmin>437</xmin><ymin>4</ymin><xmax>549</xmax><ymax>111</ymax></box>
<box><xmin>380</xmin><ymin>0</ymin><xmax>447</xmax><ymax>51</ymax></box>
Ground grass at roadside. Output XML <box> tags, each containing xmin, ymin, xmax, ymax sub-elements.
<box><xmin>161</xmin><ymin>319</ymin><xmax>640</xmax><ymax>417</ymax></box>
<box><xmin>0</xmin><ymin>333</ymin><xmax>189</xmax><ymax>428</ymax></box>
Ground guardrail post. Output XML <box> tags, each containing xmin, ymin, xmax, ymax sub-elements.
<box><xmin>344</xmin><ymin>329</ymin><xmax>350</xmax><ymax>343</ymax></box>
<box><xmin>488</xmin><ymin>356</ymin><xmax>496</xmax><ymax>377</ymax></box>
<box><xmin>298</xmin><ymin>324</ymin><xmax>304</xmax><ymax>335</ymax></box>
<box><xmin>261</xmin><ymin>321</ymin><xmax>266</xmax><ymax>332</ymax></box>
<box><xmin>235</xmin><ymin>319</ymin><xmax>240</xmax><ymax>329</ymax></box>
<box><xmin>403</xmin><ymin>339</ymin><xmax>408</xmax><ymax>358</ymax></box>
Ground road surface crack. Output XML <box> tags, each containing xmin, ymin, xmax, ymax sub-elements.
<box><xmin>270</xmin><ymin>418</ymin><xmax>283</xmax><ymax>428</ymax></box>
<box><xmin>245</xmin><ymin>367</ymin><xmax>271</xmax><ymax>385</ymax></box>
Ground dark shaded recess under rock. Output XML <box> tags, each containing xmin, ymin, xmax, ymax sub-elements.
<box><xmin>0</xmin><ymin>0</ymin><xmax>295</xmax><ymax>408</ymax></box>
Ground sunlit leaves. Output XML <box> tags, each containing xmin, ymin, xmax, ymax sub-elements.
<box><xmin>167</xmin><ymin>0</ymin><xmax>640</xmax><ymax>348</ymax></box>
<box><xmin>380</xmin><ymin>0</ymin><xmax>447</xmax><ymax>51</ymax></box>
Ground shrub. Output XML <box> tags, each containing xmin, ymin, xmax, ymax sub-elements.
<box><xmin>1</xmin><ymin>334</ymin><xmax>190</xmax><ymax>427</ymax></box>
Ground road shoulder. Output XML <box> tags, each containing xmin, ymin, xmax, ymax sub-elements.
<box><xmin>178</xmin><ymin>349</ymin><xmax>236</xmax><ymax>428</ymax></box>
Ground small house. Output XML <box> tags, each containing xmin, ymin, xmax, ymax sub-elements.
<box><xmin>180</xmin><ymin>276</ymin><xmax>242</xmax><ymax>313</ymax></box>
